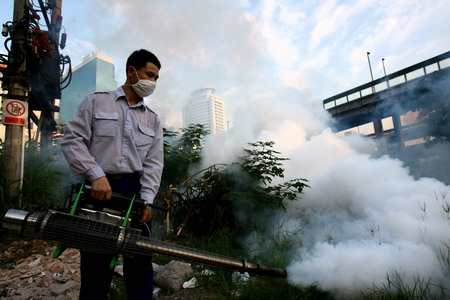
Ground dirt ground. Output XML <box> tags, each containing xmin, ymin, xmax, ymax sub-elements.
<box><xmin>0</xmin><ymin>238</ymin><xmax>231</xmax><ymax>300</ymax></box>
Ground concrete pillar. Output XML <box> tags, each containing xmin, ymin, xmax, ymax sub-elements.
<box><xmin>373</xmin><ymin>118</ymin><xmax>387</xmax><ymax>155</ymax></box>
<box><xmin>4</xmin><ymin>0</ymin><xmax>28</xmax><ymax>202</ymax></box>
<box><xmin>392</xmin><ymin>113</ymin><xmax>405</xmax><ymax>154</ymax></box>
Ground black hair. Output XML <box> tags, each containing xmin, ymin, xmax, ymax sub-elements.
<box><xmin>126</xmin><ymin>49</ymin><xmax>161</xmax><ymax>73</ymax></box>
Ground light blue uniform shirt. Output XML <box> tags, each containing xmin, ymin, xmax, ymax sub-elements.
<box><xmin>61</xmin><ymin>86</ymin><xmax>164</xmax><ymax>203</ymax></box>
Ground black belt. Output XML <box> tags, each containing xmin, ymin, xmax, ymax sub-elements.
<box><xmin>106</xmin><ymin>172</ymin><xmax>141</xmax><ymax>181</ymax></box>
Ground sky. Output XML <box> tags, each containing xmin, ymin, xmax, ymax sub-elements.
<box><xmin>1</xmin><ymin>0</ymin><xmax>449</xmax><ymax>128</ymax></box>
<box><xmin>2</xmin><ymin>0</ymin><xmax>450</xmax><ymax>297</ymax></box>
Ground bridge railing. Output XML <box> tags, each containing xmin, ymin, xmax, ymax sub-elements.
<box><xmin>323</xmin><ymin>51</ymin><xmax>450</xmax><ymax>110</ymax></box>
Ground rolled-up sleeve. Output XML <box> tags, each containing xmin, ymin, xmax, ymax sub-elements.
<box><xmin>139</xmin><ymin>117</ymin><xmax>164</xmax><ymax>204</ymax></box>
<box><xmin>61</xmin><ymin>96</ymin><xmax>106</xmax><ymax>182</ymax></box>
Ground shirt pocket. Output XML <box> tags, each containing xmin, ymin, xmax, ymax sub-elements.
<box><xmin>93</xmin><ymin>111</ymin><xmax>119</xmax><ymax>138</ymax></box>
<box><xmin>135</xmin><ymin>123</ymin><xmax>155</xmax><ymax>148</ymax></box>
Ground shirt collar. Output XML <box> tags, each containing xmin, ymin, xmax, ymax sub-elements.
<box><xmin>115</xmin><ymin>86</ymin><xmax>146</xmax><ymax>109</ymax></box>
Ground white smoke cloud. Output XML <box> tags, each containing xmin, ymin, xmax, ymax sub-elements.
<box><xmin>200</xmin><ymin>90</ymin><xmax>450</xmax><ymax>297</ymax></box>
<box><xmin>288</xmin><ymin>240</ymin><xmax>443</xmax><ymax>297</ymax></box>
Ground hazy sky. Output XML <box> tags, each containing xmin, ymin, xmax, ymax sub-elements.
<box><xmin>1</xmin><ymin>0</ymin><xmax>449</xmax><ymax>128</ymax></box>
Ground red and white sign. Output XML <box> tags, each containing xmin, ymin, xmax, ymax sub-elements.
<box><xmin>2</xmin><ymin>99</ymin><xmax>28</xmax><ymax>126</ymax></box>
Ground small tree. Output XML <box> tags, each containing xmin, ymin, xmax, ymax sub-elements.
<box><xmin>240</xmin><ymin>141</ymin><xmax>287</xmax><ymax>185</ymax></box>
<box><xmin>238</xmin><ymin>141</ymin><xmax>309</xmax><ymax>208</ymax></box>
<box><xmin>161</xmin><ymin>138</ymin><xmax>309</xmax><ymax>237</ymax></box>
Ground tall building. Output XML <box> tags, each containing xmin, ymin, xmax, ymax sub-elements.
<box><xmin>59</xmin><ymin>53</ymin><xmax>117</xmax><ymax>121</ymax></box>
<box><xmin>183</xmin><ymin>88</ymin><xmax>228</xmax><ymax>135</ymax></box>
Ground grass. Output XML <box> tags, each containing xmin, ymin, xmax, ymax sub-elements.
<box><xmin>361</xmin><ymin>271</ymin><xmax>448</xmax><ymax>300</ymax></box>
<box><xmin>0</xmin><ymin>141</ymin><xmax>73</xmax><ymax>214</ymax></box>
<box><xmin>361</xmin><ymin>190</ymin><xmax>450</xmax><ymax>300</ymax></box>
<box><xmin>0</xmin><ymin>141</ymin><xmax>75</xmax><ymax>242</ymax></box>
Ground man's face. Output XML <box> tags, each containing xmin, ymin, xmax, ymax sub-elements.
<box><xmin>129</xmin><ymin>62</ymin><xmax>159</xmax><ymax>83</ymax></box>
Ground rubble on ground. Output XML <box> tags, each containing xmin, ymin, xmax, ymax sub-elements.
<box><xmin>0</xmin><ymin>240</ymin><xmax>79</xmax><ymax>299</ymax></box>
<box><xmin>0</xmin><ymin>239</ymin><xmax>223</xmax><ymax>299</ymax></box>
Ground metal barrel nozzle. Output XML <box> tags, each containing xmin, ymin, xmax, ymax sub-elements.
<box><xmin>2</xmin><ymin>209</ymin><xmax>32</xmax><ymax>232</ymax></box>
<box><xmin>2</xmin><ymin>209</ymin><xmax>287</xmax><ymax>278</ymax></box>
<box><xmin>135</xmin><ymin>239</ymin><xmax>287</xmax><ymax>278</ymax></box>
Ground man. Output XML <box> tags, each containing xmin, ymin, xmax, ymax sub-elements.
<box><xmin>61</xmin><ymin>49</ymin><xmax>164</xmax><ymax>300</ymax></box>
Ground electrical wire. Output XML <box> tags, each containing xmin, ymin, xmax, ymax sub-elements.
<box><xmin>0</xmin><ymin>54</ymin><xmax>8</xmax><ymax>65</ymax></box>
<box><xmin>60</xmin><ymin>56</ymin><xmax>72</xmax><ymax>90</ymax></box>
<box><xmin>2</xmin><ymin>3</ymin><xmax>72</xmax><ymax>94</ymax></box>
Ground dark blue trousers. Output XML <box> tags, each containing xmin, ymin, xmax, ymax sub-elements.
<box><xmin>79</xmin><ymin>175</ymin><xmax>153</xmax><ymax>300</ymax></box>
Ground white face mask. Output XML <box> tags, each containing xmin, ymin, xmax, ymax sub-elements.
<box><xmin>131</xmin><ymin>69</ymin><xmax>156</xmax><ymax>98</ymax></box>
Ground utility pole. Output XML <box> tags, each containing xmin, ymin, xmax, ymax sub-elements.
<box><xmin>3</xmin><ymin>0</ymin><xmax>29</xmax><ymax>200</ymax></box>
<box><xmin>40</xmin><ymin>0</ymin><xmax>63</xmax><ymax>151</ymax></box>
<box><xmin>2</xmin><ymin>0</ymin><xmax>68</xmax><ymax>206</ymax></box>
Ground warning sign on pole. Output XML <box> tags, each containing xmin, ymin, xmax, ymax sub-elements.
<box><xmin>2</xmin><ymin>99</ymin><xmax>28</xmax><ymax>126</ymax></box>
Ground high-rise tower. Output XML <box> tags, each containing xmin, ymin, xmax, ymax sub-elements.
<box><xmin>60</xmin><ymin>53</ymin><xmax>117</xmax><ymax>121</ymax></box>
<box><xmin>183</xmin><ymin>88</ymin><xmax>227</xmax><ymax>135</ymax></box>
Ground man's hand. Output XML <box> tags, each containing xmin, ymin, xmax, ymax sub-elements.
<box><xmin>91</xmin><ymin>176</ymin><xmax>112</xmax><ymax>200</ymax></box>
<box><xmin>141</xmin><ymin>206</ymin><xmax>152</xmax><ymax>223</ymax></box>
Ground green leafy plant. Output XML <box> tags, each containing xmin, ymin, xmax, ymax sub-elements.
<box><xmin>240</xmin><ymin>141</ymin><xmax>288</xmax><ymax>184</ymax></box>
<box><xmin>160</xmin><ymin>135</ymin><xmax>309</xmax><ymax>238</ymax></box>
<box><xmin>238</xmin><ymin>141</ymin><xmax>309</xmax><ymax>208</ymax></box>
